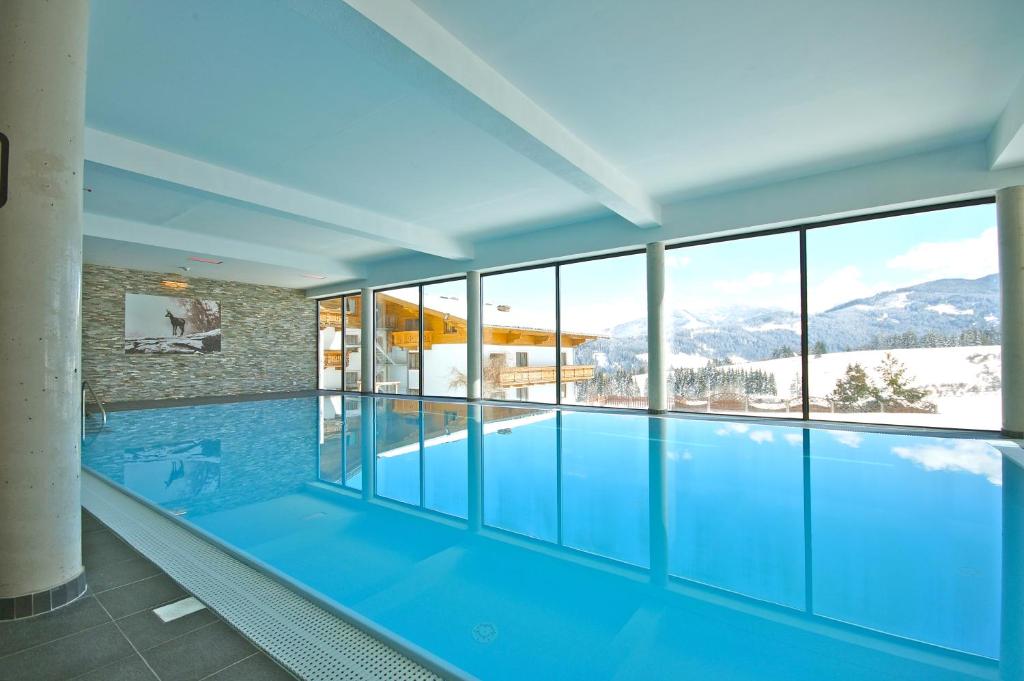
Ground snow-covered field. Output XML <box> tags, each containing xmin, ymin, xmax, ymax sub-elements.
<box><xmin>733</xmin><ymin>345</ymin><xmax>1000</xmax><ymax>430</ymax></box>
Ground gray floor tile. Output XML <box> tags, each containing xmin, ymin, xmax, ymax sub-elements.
<box><xmin>87</xmin><ymin>555</ymin><xmax>162</xmax><ymax>594</ymax></box>
<box><xmin>204</xmin><ymin>653</ymin><xmax>297</xmax><ymax>680</ymax></box>
<box><xmin>118</xmin><ymin>605</ymin><xmax>218</xmax><ymax>651</ymax></box>
<box><xmin>95</xmin><ymin>574</ymin><xmax>186</xmax><ymax>620</ymax></box>
<box><xmin>81</xmin><ymin>511</ymin><xmax>106</xmax><ymax>534</ymax></box>
<box><xmin>0</xmin><ymin>595</ymin><xmax>111</xmax><ymax>657</ymax></box>
<box><xmin>82</xmin><ymin>529</ymin><xmax>143</xmax><ymax>569</ymax></box>
<box><xmin>0</xmin><ymin>621</ymin><xmax>134</xmax><ymax>681</ymax></box>
<box><xmin>142</xmin><ymin>621</ymin><xmax>255</xmax><ymax>681</ymax></box>
<box><xmin>71</xmin><ymin>653</ymin><xmax>159</xmax><ymax>681</ymax></box>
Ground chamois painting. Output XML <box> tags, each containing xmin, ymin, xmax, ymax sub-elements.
<box><xmin>124</xmin><ymin>293</ymin><xmax>222</xmax><ymax>354</ymax></box>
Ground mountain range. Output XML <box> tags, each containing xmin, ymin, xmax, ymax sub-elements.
<box><xmin>578</xmin><ymin>274</ymin><xmax>999</xmax><ymax>368</ymax></box>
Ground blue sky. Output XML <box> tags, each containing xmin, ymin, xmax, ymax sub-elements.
<box><xmin>409</xmin><ymin>203</ymin><xmax>998</xmax><ymax>332</ymax></box>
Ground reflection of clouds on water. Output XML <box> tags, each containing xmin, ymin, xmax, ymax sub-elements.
<box><xmin>830</xmin><ymin>431</ymin><xmax>863</xmax><ymax>448</ymax></box>
<box><xmin>784</xmin><ymin>433</ymin><xmax>802</xmax><ymax>446</ymax></box>
<box><xmin>891</xmin><ymin>440</ymin><xmax>1002</xmax><ymax>485</ymax></box>
<box><xmin>713</xmin><ymin>422</ymin><xmax>779</xmax><ymax>445</ymax></box>
<box><xmin>714</xmin><ymin>423</ymin><xmax>749</xmax><ymax>436</ymax></box>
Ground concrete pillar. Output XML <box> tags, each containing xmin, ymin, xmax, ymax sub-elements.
<box><xmin>466</xmin><ymin>271</ymin><xmax>482</xmax><ymax>400</ymax></box>
<box><xmin>360</xmin><ymin>288</ymin><xmax>373</xmax><ymax>394</ymax></box>
<box><xmin>647</xmin><ymin>243</ymin><xmax>669</xmax><ymax>413</ymax></box>
<box><xmin>999</xmin><ymin>187</ymin><xmax>1024</xmax><ymax>438</ymax></box>
<box><xmin>0</xmin><ymin>0</ymin><xmax>90</xmax><ymax>618</ymax></box>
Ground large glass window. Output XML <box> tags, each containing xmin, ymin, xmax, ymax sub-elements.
<box><xmin>807</xmin><ymin>203</ymin><xmax>1000</xmax><ymax>430</ymax></box>
<box><xmin>317</xmin><ymin>297</ymin><xmax>342</xmax><ymax>390</ymax></box>
<box><xmin>342</xmin><ymin>296</ymin><xmax>362</xmax><ymax>391</ymax></box>
<box><xmin>665</xmin><ymin>233</ymin><xmax>803</xmax><ymax>417</ymax></box>
<box><xmin>422</xmin><ymin>279</ymin><xmax>468</xmax><ymax>397</ymax></box>
<box><xmin>559</xmin><ymin>254</ymin><xmax>647</xmax><ymax>407</ymax></box>
<box><xmin>374</xmin><ymin>287</ymin><xmax>421</xmax><ymax>395</ymax></box>
<box><xmin>481</xmin><ymin>268</ymin><xmax>557</xmax><ymax>403</ymax></box>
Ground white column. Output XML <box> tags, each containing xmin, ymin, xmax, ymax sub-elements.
<box><xmin>0</xmin><ymin>0</ymin><xmax>90</xmax><ymax>614</ymax></box>
<box><xmin>647</xmin><ymin>243</ymin><xmax>668</xmax><ymax>413</ymax></box>
<box><xmin>360</xmin><ymin>288</ymin><xmax>373</xmax><ymax>393</ymax></box>
<box><xmin>467</xmin><ymin>271</ymin><xmax>482</xmax><ymax>400</ymax></box>
<box><xmin>998</xmin><ymin>187</ymin><xmax>1024</xmax><ymax>437</ymax></box>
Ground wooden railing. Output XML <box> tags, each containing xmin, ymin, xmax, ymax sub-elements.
<box><xmin>497</xmin><ymin>364</ymin><xmax>594</xmax><ymax>388</ymax></box>
<box><xmin>390</xmin><ymin>330</ymin><xmax>467</xmax><ymax>349</ymax></box>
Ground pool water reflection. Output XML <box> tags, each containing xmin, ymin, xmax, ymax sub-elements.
<box><xmin>82</xmin><ymin>395</ymin><xmax>1020</xmax><ymax>681</ymax></box>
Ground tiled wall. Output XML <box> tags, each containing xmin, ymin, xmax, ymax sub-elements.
<box><xmin>82</xmin><ymin>265</ymin><xmax>316</xmax><ymax>402</ymax></box>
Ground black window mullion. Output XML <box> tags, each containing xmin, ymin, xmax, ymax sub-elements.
<box><xmin>418</xmin><ymin>285</ymin><xmax>424</xmax><ymax>396</ymax></box>
<box><xmin>799</xmin><ymin>230</ymin><xmax>810</xmax><ymax>421</ymax></box>
<box><xmin>555</xmin><ymin>265</ymin><xmax>562</xmax><ymax>405</ymax></box>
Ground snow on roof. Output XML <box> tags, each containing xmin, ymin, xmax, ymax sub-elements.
<box><xmin>380</xmin><ymin>290</ymin><xmax>605</xmax><ymax>338</ymax></box>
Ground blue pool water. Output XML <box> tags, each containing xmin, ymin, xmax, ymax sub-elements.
<box><xmin>82</xmin><ymin>396</ymin><xmax>1022</xmax><ymax>680</ymax></box>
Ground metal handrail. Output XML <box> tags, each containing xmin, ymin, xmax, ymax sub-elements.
<box><xmin>82</xmin><ymin>380</ymin><xmax>107</xmax><ymax>434</ymax></box>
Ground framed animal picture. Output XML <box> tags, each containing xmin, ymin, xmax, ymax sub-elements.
<box><xmin>124</xmin><ymin>293</ymin><xmax>222</xmax><ymax>354</ymax></box>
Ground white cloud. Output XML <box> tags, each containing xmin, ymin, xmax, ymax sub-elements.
<box><xmin>830</xmin><ymin>431</ymin><xmax>863</xmax><ymax>448</ymax></box>
<box><xmin>666</xmin><ymin>253</ymin><xmax>691</xmax><ymax>268</ymax></box>
<box><xmin>749</xmin><ymin>430</ymin><xmax>775</xmax><ymax>444</ymax></box>
<box><xmin>809</xmin><ymin>265</ymin><xmax>893</xmax><ymax>313</ymax></box>
<box><xmin>886</xmin><ymin>227</ymin><xmax>997</xmax><ymax>281</ymax></box>
<box><xmin>714</xmin><ymin>422</ymin><xmax>751</xmax><ymax>437</ymax></box>
<box><xmin>891</xmin><ymin>440</ymin><xmax>1001</xmax><ymax>485</ymax></box>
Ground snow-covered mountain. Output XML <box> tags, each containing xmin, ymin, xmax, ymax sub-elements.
<box><xmin>590</xmin><ymin>274</ymin><xmax>999</xmax><ymax>365</ymax></box>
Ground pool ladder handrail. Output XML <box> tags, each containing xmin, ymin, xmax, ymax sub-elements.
<box><xmin>82</xmin><ymin>380</ymin><xmax>107</xmax><ymax>436</ymax></box>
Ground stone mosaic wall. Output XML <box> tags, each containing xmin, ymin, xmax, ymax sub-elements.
<box><xmin>82</xmin><ymin>265</ymin><xmax>316</xmax><ymax>402</ymax></box>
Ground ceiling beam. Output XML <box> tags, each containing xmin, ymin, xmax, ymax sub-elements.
<box><xmin>286</xmin><ymin>0</ymin><xmax>661</xmax><ymax>228</ymax></box>
<box><xmin>84</xmin><ymin>128</ymin><xmax>473</xmax><ymax>260</ymax></box>
<box><xmin>84</xmin><ymin>213</ymin><xmax>364</xmax><ymax>282</ymax></box>
<box><xmin>990</xmin><ymin>75</ymin><xmax>1024</xmax><ymax>170</ymax></box>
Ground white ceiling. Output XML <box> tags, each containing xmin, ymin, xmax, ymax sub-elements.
<box><xmin>83</xmin><ymin>0</ymin><xmax>1024</xmax><ymax>290</ymax></box>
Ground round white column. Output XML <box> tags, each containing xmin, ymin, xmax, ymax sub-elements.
<box><xmin>466</xmin><ymin>271</ymin><xmax>482</xmax><ymax>400</ymax></box>
<box><xmin>646</xmin><ymin>243</ymin><xmax>668</xmax><ymax>413</ymax></box>
<box><xmin>360</xmin><ymin>288</ymin><xmax>373</xmax><ymax>393</ymax></box>
<box><xmin>0</xmin><ymin>0</ymin><xmax>90</xmax><ymax>617</ymax></box>
<box><xmin>998</xmin><ymin>186</ymin><xmax>1024</xmax><ymax>438</ymax></box>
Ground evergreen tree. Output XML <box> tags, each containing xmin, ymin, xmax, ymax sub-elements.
<box><xmin>811</xmin><ymin>340</ymin><xmax>827</xmax><ymax>358</ymax></box>
<box><xmin>874</xmin><ymin>353</ymin><xmax>929</xmax><ymax>408</ymax></box>
<box><xmin>829</xmin><ymin>363</ymin><xmax>874</xmax><ymax>409</ymax></box>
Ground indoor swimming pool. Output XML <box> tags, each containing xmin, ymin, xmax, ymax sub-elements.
<box><xmin>81</xmin><ymin>395</ymin><xmax>1021</xmax><ymax>680</ymax></box>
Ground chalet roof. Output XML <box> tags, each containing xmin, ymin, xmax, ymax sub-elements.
<box><xmin>378</xmin><ymin>290</ymin><xmax>607</xmax><ymax>339</ymax></box>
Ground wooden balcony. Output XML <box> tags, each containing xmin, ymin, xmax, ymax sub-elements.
<box><xmin>496</xmin><ymin>364</ymin><xmax>594</xmax><ymax>387</ymax></box>
<box><xmin>390</xmin><ymin>330</ymin><xmax>466</xmax><ymax>350</ymax></box>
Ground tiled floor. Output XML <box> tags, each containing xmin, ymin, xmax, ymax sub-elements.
<box><xmin>0</xmin><ymin>510</ymin><xmax>297</xmax><ymax>681</ymax></box>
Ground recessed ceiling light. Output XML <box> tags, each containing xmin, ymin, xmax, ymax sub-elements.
<box><xmin>189</xmin><ymin>256</ymin><xmax>223</xmax><ymax>264</ymax></box>
<box><xmin>301</xmin><ymin>273</ymin><xmax>327</xmax><ymax>280</ymax></box>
